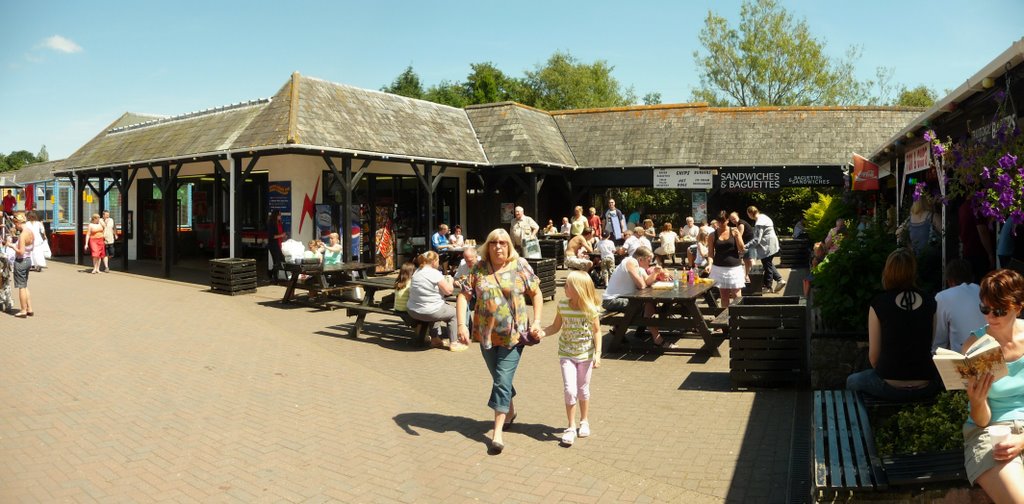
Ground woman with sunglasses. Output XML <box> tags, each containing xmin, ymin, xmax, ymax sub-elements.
<box><xmin>960</xmin><ymin>268</ymin><xmax>1024</xmax><ymax>503</ymax></box>
<box><xmin>846</xmin><ymin>248</ymin><xmax>941</xmax><ymax>401</ymax></box>
<box><xmin>456</xmin><ymin>228</ymin><xmax>542</xmax><ymax>454</ymax></box>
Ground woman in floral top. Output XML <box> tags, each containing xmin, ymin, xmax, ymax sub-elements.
<box><xmin>456</xmin><ymin>228</ymin><xmax>542</xmax><ymax>454</ymax></box>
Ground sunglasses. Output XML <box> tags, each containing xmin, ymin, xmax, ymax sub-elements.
<box><xmin>489</xmin><ymin>240</ymin><xmax>509</xmax><ymax>247</ymax></box>
<box><xmin>979</xmin><ymin>304</ymin><xmax>1008</xmax><ymax>317</ymax></box>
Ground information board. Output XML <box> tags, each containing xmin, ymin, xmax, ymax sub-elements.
<box><xmin>653</xmin><ymin>168</ymin><xmax>713</xmax><ymax>189</ymax></box>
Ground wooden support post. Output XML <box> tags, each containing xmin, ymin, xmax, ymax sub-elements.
<box><xmin>212</xmin><ymin>160</ymin><xmax>223</xmax><ymax>259</ymax></box>
<box><xmin>75</xmin><ymin>173</ymin><xmax>84</xmax><ymax>266</ymax></box>
<box><xmin>341</xmin><ymin>157</ymin><xmax>353</xmax><ymax>262</ymax></box>
<box><xmin>529</xmin><ymin>173</ymin><xmax>541</xmax><ymax>224</ymax></box>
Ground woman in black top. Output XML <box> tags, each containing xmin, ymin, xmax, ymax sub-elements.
<box><xmin>846</xmin><ymin>248</ymin><xmax>941</xmax><ymax>401</ymax></box>
<box><xmin>729</xmin><ymin>211</ymin><xmax>756</xmax><ymax>284</ymax></box>
<box><xmin>707</xmin><ymin>214</ymin><xmax>745</xmax><ymax>307</ymax></box>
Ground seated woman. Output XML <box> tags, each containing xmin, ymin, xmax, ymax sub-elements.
<box><xmin>449</xmin><ymin>225</ymin><xmax>465</xmax><ymax>247</ymax></box>
<box><xmin>960</xmin><ymin>268</ymin><xmax>1024</xmax><ymax>502</ymax></box>
<box><xmin>323</xmin><ymin>233</ymin><xmax>342</xmax><ymax>266</ymax></box>
<box><xmin>642</xmin><ymin>218</ymin><xmax>657</xmax><ymax>239</ymax></box>
<box><xmin>408</xmin><ymin>251</ymin><xmax>464</xmax><ymax>351</ymax></box>
<box><xmin>653</xmin><ymin>222</ymin><xmax>678</xmax><ymax>265</ymax></box>
<box><xmin>543</xmin><ymin>219</ymin><xmax>558</xmax><ymax>236</ymax></box>
<box><xmin>846</xmin><ymin>248</ymin><xmax>940</xmax><ymax>401</ymax></box>
<box><xmin>686</xmin><ymin>228</ymin><xmax>711</xmax><ymax>275</ymax></box>
<box><xmin>387</xmin><ymin>261</ymin><xmax>416</xmax><ymax>312</ymax></box>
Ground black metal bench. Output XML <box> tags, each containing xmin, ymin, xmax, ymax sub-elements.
<box><xmin>812</xmin><ymin>390</ymin><xmax>967</xmax><ymax>501</ymax></box>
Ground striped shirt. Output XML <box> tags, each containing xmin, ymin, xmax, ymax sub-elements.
<box><xmin>557</xmin><ymin>298</ymin><xmax>598</xmax><ymax>360</ymax></box>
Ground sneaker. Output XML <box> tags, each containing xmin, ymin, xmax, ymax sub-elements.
<box><xmin>449</xmin><ymin>342</ymin><xmax>468</xmax><ymax>352</ymax></box>
<box><xmin>578</xmin><ymin>420</ymin><xmax>591</xmax><ymax>438</ymax></box>
<box><xmin>560</xmin><ymin>427</ymin><xmax>577</xmax><ymax>446</ymax></box>
<box><xmin>774</xmin><ymin>280</ymin><xmax>787</xmax><ymax>293</ymax></box>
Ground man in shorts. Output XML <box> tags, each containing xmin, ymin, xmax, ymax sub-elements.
<box><xmin>563</xmin><ymin>228</ymin><xmax>595</xmax><ymax>271</ymax></box>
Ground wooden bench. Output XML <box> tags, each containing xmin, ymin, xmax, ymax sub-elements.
<box><xmin>812</xmin><ymin>390</ymin><xmax>967</xmax><ymax>501</ymax></box>
<box><xmin>813</xmin><ymin>390</ymin><xmax>888</xmax><ymax>500</ymax></box>
<box><xmin>729</xmin><ymin>296</ymin><xmax>807</xmax><ymax>388</ymax></box>
<box><xmin>341</xmin><ymin>302</ymin><xmax>431</xmax><ymax>346</ymax></box>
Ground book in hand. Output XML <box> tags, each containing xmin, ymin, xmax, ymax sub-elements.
<box><xmin>933</xmin><ymin>334</ymin><xmax>1007</xmax><ymax>390</ymax></box>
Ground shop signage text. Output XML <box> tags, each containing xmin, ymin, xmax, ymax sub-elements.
<box><xmin>653</xmin><ymin>168</ymin><xmax>713</xmax><ymax>189</ymax></box>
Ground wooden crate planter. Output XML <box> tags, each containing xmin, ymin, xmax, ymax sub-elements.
<box><xmin>525</xmin><ymin>257</ymin><xmax>556</xmax><ymax>301</ymax></box>
<box><xmin>538</xmin><ymin>239</ymin><xmax>565</xmax><ymax>266</ymax></box>
<box><xmin>778</xmin><ymin>238</ymin><xmax>811</xmax><ymax>268</ymax></box>
<box><xmin>729</xmin><ymin>295</ymin><xmax>807</xmax><ymax>388</ymax></box>
<box><xmin>209</xmin><ymin>258</ymin><xmax>257</xmax><ymax>295</ymax></box>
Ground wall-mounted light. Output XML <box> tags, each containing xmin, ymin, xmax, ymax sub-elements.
<box><xmin>982</xmin><ymin>77</ymin><xmax>995</xmax><ymax>89</ymax></box>
<box><xmin>906</xmin><ymin>132</ymin><xmax>914</xmax><ymax>139</ymax></box>
<box><xmin>884</xmin><ymin>147</ymin><xmax>891</xmax><ymax>154</ymax></box>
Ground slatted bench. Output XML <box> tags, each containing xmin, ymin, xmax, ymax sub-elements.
<box><xmin>812</xmin><ymin>390</ymin><xmax>968</xmax><ymax>502</ymax></box>
<box><xmin>341</xmin><ymin>303</ymin><xmax>431</xmax><ymax>346</ymax></box>
<box><xmin>813</xmin><ymin>390</ymin><xmax>887</xmax><ymax>500</ymax></box>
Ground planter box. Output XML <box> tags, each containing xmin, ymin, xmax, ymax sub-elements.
<box><xmin>525</xmin><ymin>257</ymin><xmax>556</xmax><ymax>302</ymax></box>
<box><xmin>729</xmin><ymin>295</ymin><xmax>807</xmax><ymax>389</ymax></box>
<box><xmin>538</xmin><ymin>239</ymin><xmax>565</xmax><ymax>266</ymax></box>
<box><xmin>778</xmin><ymin>238</ymin><xmax>811</xmax><ymax>268</ymax></box>
<box><xmin>210</xmin><ymin>258</ymin><xmax>257</xmax><ymax>295</ymax></box>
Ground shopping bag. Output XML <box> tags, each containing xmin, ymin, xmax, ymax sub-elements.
<box><xmin>523</xmin><ymin>238</ymin><xmax>541</xmax><ymax>259</ymax></box>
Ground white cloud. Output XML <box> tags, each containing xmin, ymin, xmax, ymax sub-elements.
<box><xmin>41</xmin><ymin>35</ymin><xmax>83</xmax><ymax>54</ymax></box>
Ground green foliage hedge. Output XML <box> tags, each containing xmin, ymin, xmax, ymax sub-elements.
<box><xmin>874</xmin><ymin>391</ymin><xmax>968</xmax><ymax>456</ymax></box>
<box><xmin>811</xmin><ymin>223</ymin><xmax>898</xmax><ymax>332</ymax></box>
<box><xmin>803</xmin><ymin>193</ymin><xmax>852</xmax><ymax>243</ymax></box>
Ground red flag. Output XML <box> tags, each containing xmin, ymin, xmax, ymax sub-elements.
<box><xmin>852</xmin><ymin>154</ymin><xmax>879</xmax><ymax>191</ymax></box>
<box><xmin>24</xmin><ymin>184</ymin><xmax>34</xmax><ymax>210</ymax></box>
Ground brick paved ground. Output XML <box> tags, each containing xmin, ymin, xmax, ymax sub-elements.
<box><xmin>1</xmin><ymin>261</ymin><xmax>798</xmax><ymax>503</ymax></box>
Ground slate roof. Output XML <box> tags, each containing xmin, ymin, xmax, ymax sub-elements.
<box><xmin>466</xmin><ymin>102</ymin><xmax>576</xmax><ymax>167</ymax></box>
<box><xmin>293</xmin><ymin>76</ymin><xmax>488</xmax><ymax>164</ymax></box>
<box><xmin>700</xmin><ymin>107</ymin><xmax>923</xmax><ymax>167</ymax></box>
<box><xmin>4</xmin><ymin>159</ymin><xmax>65</xmax><ymax>183</ymax></box>
<box><xmin>58</xmin><ymin>72</ymin><xmax>923</xmax><ymax>174</ymax></box>
<box><xmin>551</xmin><ymin>104</ymin><xmax>707</xmax><ymax>167</ymax></box>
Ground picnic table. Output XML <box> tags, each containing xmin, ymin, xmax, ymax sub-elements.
<box><xmin>339</xmin><ymin>276</ymin><xmax>435</xmax><ymax>344</ymax></box>
<box><xmin>603</xmin><ymin>281</ymin><xmax>725</xmax><ymax>354</ymax></box>
<box><xmin>281</xmin><ymin>261</ymin><xmax>376</xmax><ymax>306</ymax></box>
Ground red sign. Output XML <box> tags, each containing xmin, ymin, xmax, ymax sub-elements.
<box><xmin>851</xmin><ymin>154</ymin><xmax>879</xmax><ymax>191</ymax></box>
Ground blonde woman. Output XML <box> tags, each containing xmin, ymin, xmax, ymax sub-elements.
<box><xmin>540</xmin><ymin>270</ymin><xmax>602</xmax><ymax>447</ymax></box>
<box><xmin>323</xmin><ymin>232</ymin><xmax>342</xmax><ymax>265</ymax></box>
<box><xmin>408</xmin><ymin>251</ymin><xmax>462</xmax><ymax>350</ymax></box>
<box><xmin>85</xmin><ymin>214</ymin><xmax>105</xmax><ymax>274</ymax></box>
<box><xmin>654</xmin><ymin>222</ymin><xmax>678</xmax><ymax>265</ymax></box>
<box><xmin>456</xmin><ymin>228</ymin><xmax>542</xmax><ymax>454</ymax></box>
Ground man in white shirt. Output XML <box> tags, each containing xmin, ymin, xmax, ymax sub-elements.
<box><xmin>101</xmin><ymin>210</ymin><xmax>115</xmax><ymax>272</ymax></box>
<box><xmin>509</xmin><ymin>206</ymin><xmax>539</xmax><ymax>254</ymax></box>
<box><xmin>679</xmin><ymin>216</ymin><xmax>699</xmax><ymax>242</ymax></box>
<box><xmin>559</xmin><ymin>217</ymin><xmax>571</xmax><ymax>235</ymax></box>
<box><xmin>933</xmin><ymin>259</ymin><xmax>987</xmax><ymax>353</ymax></box>
<box><xmin>601</xmin><ymin>247</ymin><xmax>667</xmax><ymax>346</ymax></box>
<box><xmin>625</xmin><ymin>227</ymin><xmax>650</xmax><ymax>257</ymax></box>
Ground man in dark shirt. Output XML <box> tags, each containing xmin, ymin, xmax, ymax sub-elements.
<box><xmin>958</xmin><ymin>200</ymin><xmax>995</xmax><ymax>281</ymax></box>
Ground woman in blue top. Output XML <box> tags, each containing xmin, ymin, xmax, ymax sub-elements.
<box><xmin>961</xmin><ymin>268</ymin><xmax>1024</xmax><ymax>502</ymax></box>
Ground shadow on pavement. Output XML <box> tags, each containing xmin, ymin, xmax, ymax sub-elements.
<box><xmin>393</xmin><ymin>412</ymin><xmax>561</xmax><ymax>446</ymax></box>
<box><xmin>677</xmin><ymin>371</ymin><xmax>732</xmax><ymax>392</ymax></box>
<box><xmin>314</xmin><ymin>323</ymin><xmax>426</xmax><ymax>352</ymax></box>
<box><xmin>724</xmin><ymin>390</ymin><xmax>800</xmax><ymax>503</ymax></box>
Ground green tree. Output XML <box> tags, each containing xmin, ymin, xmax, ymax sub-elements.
<box><xmin>692</xmin><ymin>0</ymin><xmax>869</xmax><ymax>106</ymax></box>
<box><xmin>37</xmin><ymin>145</ymin><xmax>49</xmax><ymax>162</ymax></box>
<box><xmin>464</xmin><ymin>62</ymin><xmax>534</xmax><ymax>105</ymax></box>
<box><xmin>643</xmin><ymin>92</ymin><xmax>662</xmax><ymax>105</ymax></box>
<box><xmin>0</xmin><ymin>150</ymin><xmax>40</xmax><ymax>173</ymax></box>
<box><xmin>380</xmin><ymin>65</ymin><xmax>424</xmax><ymax>99</ymax></box>
<box><xmin>525</xmin><ymin>51</ymin><xmax>637</xmax><ymax>110</ymax></box>
<box><xmin>895</xmin><ymin>85</ymin><xmax>937</xmax><ymax>107</ymax></box>
<box><xmin>423</xmin><ymin>80</ymin><xmax>470</xmax><ymax>108</ymax></box>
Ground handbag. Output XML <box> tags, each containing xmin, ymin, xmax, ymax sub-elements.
<box><xmin>37</xmin><ymin>237</ymin><xmax>51</xmax><ymax>259</ymax></box>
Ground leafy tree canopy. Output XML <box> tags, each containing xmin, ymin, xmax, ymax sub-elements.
<box><xmin>895</xmin><ymin>85</ymin><xmax>937</xmax><ymax>107</ymax></box>
<box><xmin>380</xmin><ymin>65</ymin><xmax>424</xmax><ymax>99</ymax></box>
<box><xmin>382</xmin><ymin>51</ymin><xmax>639</xmax><ymax>111</ymax></box>
<box><xmin>692</xmin><ymin>0</ymin><xmax>872</xmax><ymax>106</ymax></box>
<box><xmin>0</xmin><ymin>149</ymin><xmax>44</xmax><ymax>173</ymax></box>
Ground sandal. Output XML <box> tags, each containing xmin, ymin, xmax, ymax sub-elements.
<box><xmin>14</xmin><ymin>312</ymin><xmax>27</xmax><ymax>318</ymax></box>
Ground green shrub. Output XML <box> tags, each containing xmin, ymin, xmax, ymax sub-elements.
<box><xmin>811</xmin><ymin>224</ymin><xmax>898</xmax><ymax>332</ymax></box>
<box><xmin>803</xmin><ymin>193</ymin><xmax>852</xmax><ymax>243</ymax></box>
<box><xmin>874</xmin><ymin>391</ymin><xmax>969</xmax><ymax>456</ymax></box>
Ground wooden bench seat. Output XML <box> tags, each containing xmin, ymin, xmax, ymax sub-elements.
<box><xmin>812</xmin><ymin>390</ymin><xmax>967</xmax><ymax>501</ymax></box>
<box><xmin>708</xmin><ymin>308</ymin><xmax>730</xmax><ymax>331</ymax></box>
<box><xmin>340</xmin><ymin>302</ymin><xmax>431</xmax><ymax>346</ymax></box>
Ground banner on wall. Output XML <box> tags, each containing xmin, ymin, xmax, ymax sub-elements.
<box><xmin>500</xmin><ymin>203</ymin><xmax>515</xmax><ymax>223</ymax></box>
<box><xmin>691</xmin><ymin>192</ymin><xmax>707</xmax><ymax>224</ymax></box>
<box><xmin>653</xmin><ymin>168</ymin><xmax>713</xmax><ymax>189</ymax></box>
<box><xmin>375</xmin><ymin>205</ymin><xmax>395</xmax><ymax>273</ymax></box>
<box><xmin>267</xmin><ymin>181</ymin><xmax>292</xmax><ymax>231</ymax></box>
<box><xmin>315</xmin><ymin>204</ymin><xmax>333</xmax><ymax>239</ymax></box>
<box><xmin>904</xmin><ymin>144</ymin><xmax>930</xmax><ymax>175</ymax></box>
<box><xmin>715</xmin><ymin>167</ymin><xmax>843</xmax><ymax>191</ymax></box>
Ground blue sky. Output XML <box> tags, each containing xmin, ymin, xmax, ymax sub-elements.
<box><xmin>1</xmin><ymin>0</ymin><xmax>1022</xmax><ymax>159</ymax></box>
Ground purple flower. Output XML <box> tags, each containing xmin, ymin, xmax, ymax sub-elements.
<box><xmin>912</xmin><ymin>183</ymin><xmax>924</xmax><ymax>201</ymax></box>
<box><xmin>932</xmin><ymin>143</ymin><xmax>947</xmax><ymax>157</ymax></box>
<box><xmin>998</xmin><ymin>153</ymin><xmax>1018</xmax><ymax>170</ymax></box>
<box><xmin>923</xmin><ymin>130</ymin><xmax>934</xmax><ymax>142</ymax></box>
<box><xmin>981</xmin><ymin>166</ymin><xmax>992</xmax><ymax>180</ymax></box>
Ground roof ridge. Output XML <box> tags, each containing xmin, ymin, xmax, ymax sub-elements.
<box><xmin>300</xmin><ymin>74</ymin><xmax>470</xmax><ymax>113</ymax></box>
<box><xmin>287</xmin><ymin>72</ymin><xmax>301</xmax><ymax>144</ymax></box>
<box><xmin>706</xmin><ymin>105</ymin><xmax>926</xmax><ymax>113</ymax></box>
<box><xmin>551</xmin><ymin>102</ymin><xmax>709</xmax><ymax>116</ymax></box>
<box><xmin>108</xmin><ymin>98</ymin><xmax>272</xmax><ymax>134</ymax></box>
